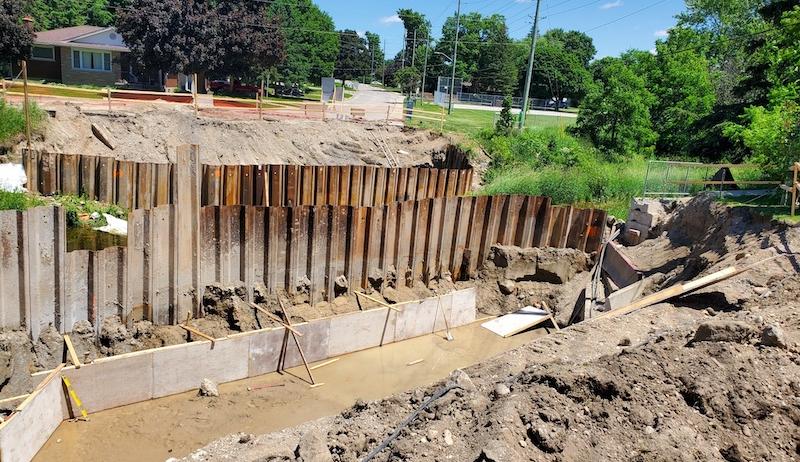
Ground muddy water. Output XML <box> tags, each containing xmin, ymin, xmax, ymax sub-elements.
<box><xmin>36</xmin><ymin>321</ymin><xmax>547</xmax><ymax>462</ymax></box>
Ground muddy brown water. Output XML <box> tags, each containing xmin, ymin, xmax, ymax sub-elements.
<box><xmin>35</xmin><ymin>321</ymin><xmax>547</xmax><ymax>462</ymax></box>
<box><xmin>66</xmin><ymin>226</ymin><xmax>126</xmax><ymax>252</ymax></box>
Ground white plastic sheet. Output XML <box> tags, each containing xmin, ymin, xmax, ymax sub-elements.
<box><xmin>0</xmin><ymin>163</ymin><xmax>27</xmax><ymax>192</ymax></box>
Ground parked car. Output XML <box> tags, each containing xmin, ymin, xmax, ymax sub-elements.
<box><xmin>273</xmin><ymin>82</ymin><xmax>305</xmax><ymax>98</ymax></box>
<box><xmin>546</xmin><ymin>98</ymin><xmax>569</xmax><ymax>110</ymax></box>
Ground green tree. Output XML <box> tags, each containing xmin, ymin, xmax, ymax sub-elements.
<box><xmin>532</xmin><ymin>37</ymin><xmax>592</xmax><ymax>109</ymax></box>
<box><xmin>0</xmin><ymin>0</ymin><xmax>33</xmax><ymax>63</ymax></box>
<box><xmin>573</xmin><ymin>58</ymin><xmax>656</xmax><ymax>155</ymax></box>
<box><xmin>541</xmin><ymin>29</ymin><xmax>596</xmax><ymax>68</ymax></box>
<box><xmin>365</xmin><ymin>31</ymin><xmax>383</xmax><ymax>82</ymax></box>
<box><xmin>266</xmin><ymin>0</ymin><xmax>339</xmax><ymax>85</ymax></box>
<box><xmin>647</xmin><ymin>29</ymin><xmax>716</xmax><ymax>156</ymax></box>
<box><xmin>26</xmin><ymin>0</ymin><xmax>114</xmax><ymax>29</ymax></box>
<box><xmin>495</xmin><ymin>96</ymin><xmax>514</xmax><ymax>134</ymax></box>
<box><xmin>117</xmin><ymin>0</ymin><xmax>284</xmax><ymax>88</ymax></box>
<box><xmin>394</xmin><ymin>67</ymin><xmax>420</xmax><ymax>96</ymax></box>
<box><xmin>397</xmin><ymin>8</ymin><xmax>430</xmax><ymax>68</ymax></box>
<box><xmin>474</xmin><ymin>14</ymin><xmax>518</xmax><ymax>95</ymax></box>
<box><xmin>335</xmin><ymin>30</ymin><xmax>369</xmax><ymax>82</ymax></box>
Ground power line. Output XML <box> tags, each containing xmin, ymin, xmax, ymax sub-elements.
<box><xmin>583</xmin><ymin>0</ymin><xmax>670</xmax><ymax>33</ymax></box>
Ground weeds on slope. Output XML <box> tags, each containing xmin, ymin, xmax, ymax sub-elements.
<box><xmin>0</xmin><ymin>100</ymin><xmax>45</xmax><ymax>145</ymax></box>
<box><xmin>477</xmin><ymin>127</ymin><xmax>645</xmax><ymax>218</ymax></box>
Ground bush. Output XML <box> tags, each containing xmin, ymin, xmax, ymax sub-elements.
<box><xmin>478</xmin><ymin>126</ymin><xmax>646</xmax><ymax>218</ymax></box>
<box><xmin>0</xmin><ymin>189</ymin><xmax>43</xmax><ymax>211</ymax></box>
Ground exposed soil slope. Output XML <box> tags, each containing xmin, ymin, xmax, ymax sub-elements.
<box><xmin>14</xmin><ymin>101</ymin><xmax>455</xmax><ymax>166</ymax></box>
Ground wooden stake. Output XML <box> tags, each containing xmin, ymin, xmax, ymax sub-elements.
<box><xmin>792</xmin><ymin>163</ymin><xmax>798</xmax><ymax>217</ymax></box>
<box><xmin>63</xmin><ymin>334</ymin><xmax>82</xmax><ymax>369</ymax></box>
<box><xmin>406</xmin><ymin>359</ymin><xmax>424</xmax><ymax>366</ymax></box>
<box><xmin>21</xmin><ymin>60</ymin><xmax>31</xmax><ymax>150</ymax></box>
<box><xmin>179</xmin><ymin>324</ymin><xmax>216</xmax><ymax>345</ymax></box>
<box><xmin>309</xmin><ymin>357</ymin><xmax>339</xmax><ymax>371</ymax></box>
<box><xmin>354</xmin><ymin>291</ymin><xmax>403</xmax><ymax>312</ymax></box>
<box><xmin>277</xmin><ymin>297</ymin><xmax>316</xmax><ymax>385</ymax></box>
<box><xmin>249</xmin><ymin>302</ymin><xmax>304</xmax><ymax>336</ymax></box>
<box><xmin>107</xmin><ymin>87</ymin><xmax>112</xmax><ymax>114</ymax></box>
<box><xmin>0</xmin><ymin>393</ymin><xmax>30</xmax><ymax>406</ymax></box>
<box><xmin>192</xmin><ymin>73</ymin><xmax>198</xmax><ymax>117</ymax></box>
<box><xmin>598</xmin><ymin>254</ymin><xmax>787</xmax><ymax>321</ymax></box>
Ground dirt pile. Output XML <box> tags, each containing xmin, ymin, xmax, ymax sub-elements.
<box><xmin>179</xmin><ymin>196</ymin><xmax>800</xmax><ymax>461</ymax></box>
<box><xmin>14</xmin><ymin>101</ymin><xmax>456</xmax><ymax>167</ymax></box>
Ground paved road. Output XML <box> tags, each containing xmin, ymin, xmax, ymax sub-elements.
<box><xmin>343</xmin><ymin>84</ymin><xmax>404</xmax><ymax>121</ymax></box>
<box><xmin>452</xmin><ymin>103</ymin><xmax>578</xmax><ymax>118</ymax></box>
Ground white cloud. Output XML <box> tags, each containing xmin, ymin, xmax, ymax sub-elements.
<box><xmin>379</xmin><ymin>14</ymin><xmax>402</xmax><ymax>25</ymax></box>
<box><xmin>654</xmin><ymin>29</ymin><xmax>669</xmax><ymax>37</ymax></box>
<box><xmin>600</xmin><ymin>0</ymin><xmax>623</xmax><ymax>9</ymax></box>
<box><xmin>649</xmin><ymin>48</ymin><xmax>658</xmax><ymax>55</ymax></box>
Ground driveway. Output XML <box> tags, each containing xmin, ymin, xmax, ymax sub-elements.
<box><xmin>452</xmin><ymin>103</ymin><xmax>578</xmax><ymax>118</ymax></box>
<box><xmin>341</xmin><ymin>84</ymin><xmax>405</xmax><ymax>121</ymax></box>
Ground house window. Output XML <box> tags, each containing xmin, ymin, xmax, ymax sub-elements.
<box><xmin>31</xmin><ymin>45</ymin><xmax>55</xmax><ymax>61</ymax></box>
<box><xmin>71</xmin><ymin>49</ymin><xmax>112</xmax><ymax>72</ymax></box>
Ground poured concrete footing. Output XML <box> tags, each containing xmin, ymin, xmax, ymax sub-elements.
<box><xmin>2</xmin><ymin>288</ymin><xmax>477</xmax><ymax>462</ymax></box>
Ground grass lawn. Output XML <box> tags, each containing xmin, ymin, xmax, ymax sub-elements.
<box><xmin>0</xmin><ymin>100</ymin><xmax>45</xmax><ymax>145</ymax></box>
<box><xmin>0</xmin><ymin>189</ymin><xmax>43</xmax><ymax>211</ymax></box>
<box><xmin>407</xmin><ymin>101</ymin><xmax>576</xmax><ymax>135</ymax></box>
<box><xmin>4</xmin><ymin>81</ymin><xmax>104</xmax><ymax>99</ymax></box>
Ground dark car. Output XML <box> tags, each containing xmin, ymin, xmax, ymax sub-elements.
<box><xmin>546</xmin><ymin>98</ymin><xmax>569</xmax><ymax>110</ymax></box>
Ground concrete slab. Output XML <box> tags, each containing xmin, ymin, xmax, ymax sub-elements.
<box><xmin>450</xmin><ymin>287</ymin><xmax>478</xmax><ymax>328</ymax></box>
<box><xmin>247</xmin><ymin>327</ymin><xmax>286</xmax><ymax>377</ymax></box>
<box><xmin>327</xmin><ymin>307</ymin><xmax>391</xmax><ymax>357</ymax></box>
<box><xmin>394</xmin><ymin>299</ymin><xmax>437</xmax><ymax>341</ymax></box>
<box><xmin>282</xmin><ymin>318</ymin><xmax>331</xmax><ymax>369</ymax></box>
<box><xmin>0</xmin><ymin>371</ymin><xmax>66</xmax><ymax>462</ymax></box>
<box><xmin>152</xmin><ymin>336</ymin><xmax>249</xmax><ymax>398</ymax></box>
<box><xmin>62</xmin><ymin>350</ymin><xmax>154</xmax><ymax>413</ymax></box>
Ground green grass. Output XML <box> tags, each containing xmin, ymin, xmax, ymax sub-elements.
<box><xmin>719</xmin><ymin>193</ymin><xmax>800</xmax><ymax>224</ymax></box>
<box><xmin>53</xmin><ymin>194</ymin><xmax>127</xmax><ymax>227</ymax></box>
<box><xmin>0</xmin><ymin>189</ymin><xmax>44</xmax><ymax>211</ymax></box>
<box><xmin>476</xmin><ymin>126</ymin><xmax>646</xmax><ymax>218</ymax></box>
<box><xmin>0</xmin><ymin>100</ymin><xmax>46</xmax><ymax>145</ymax></box>
<box><xmin>5</xmin><ymin>81</ymin><xmax>104</xmax><ymax>99</ymax></box>
<box><xmin>407</xmin><ymin>101</ymin><xmax>576</xmax><ymax>136</ymax></box>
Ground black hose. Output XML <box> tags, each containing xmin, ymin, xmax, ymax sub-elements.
<box><xmin>360</xmin><ymin>383</ymin><xmax>461</xmax><ymax>462</ymax></box>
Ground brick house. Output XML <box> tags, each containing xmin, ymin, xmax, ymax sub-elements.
<box><xmin>14</xmin><ymin>25</ymin><xmax>130</xmax><ymax>86</ymax></box>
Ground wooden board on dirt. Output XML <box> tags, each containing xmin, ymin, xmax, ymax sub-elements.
<box><xmin>481</xmin><ymin>306</ymin><xmax>555</xmax><ymax>338</ymax></box>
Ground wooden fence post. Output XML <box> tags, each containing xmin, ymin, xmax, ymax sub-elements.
<box><xmin>176</xmin><ymin>144</ymin><xmax>202</xmax><ymax>321</ymax></box>
<box><xmin>792</xmin><ymin>162</ymin><xmax>798</xmax><ymax>217</ymax></box>
<box><xmin>107</xmin><ymin>87</ymin><xmax>112</xmax><ymax>114</ymax></box>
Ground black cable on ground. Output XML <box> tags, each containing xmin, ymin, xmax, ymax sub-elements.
<box><xmin>361</xmin><ymin>383</ymin><xmax>462</xmax><ymax>462</ymax></box>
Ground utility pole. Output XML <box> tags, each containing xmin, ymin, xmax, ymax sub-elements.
<box><xmin>402</xmin><ymin>31</ymin><xmax>407</xmax><ymax>68</ymax></box>
<box><xmin>382</xmin><ymin>37</ymin><xmax>386</xmax><ymax>86</ymax></box>
<box><xmin>421</xmin><ymin>35</ymin><xmax>430</xmax><ymax>100</ymax></box>
<box><xmin>518</xmin><ymin>0</ymin><xmax>542</xmax><ymax>129</ymax></box>
<box><xmin>411</xmin><ymin>29</ymin><xmax>417</xmax><ymax>67</ymax></box>
<box><xmin>448</xmin><ymin>0</ymin><xmax>462</xmax><ymax>115</ymax></box>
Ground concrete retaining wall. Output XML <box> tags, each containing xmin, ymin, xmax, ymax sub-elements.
<box><xmin>5</xmin><ymin>289</ymin><xmax>476</xmax><ymax>461</ymax></box>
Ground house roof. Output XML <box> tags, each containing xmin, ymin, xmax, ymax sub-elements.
<box><xmin>34</xmin><ymin>26</ymin><xmax>130</xmax><ymax>53</ymax></box>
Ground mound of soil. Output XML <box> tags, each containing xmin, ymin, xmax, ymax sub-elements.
<box><xmin>15</xmin><ymin>102</ymin><xmax>456</xmax><ymax>167</ymax></box>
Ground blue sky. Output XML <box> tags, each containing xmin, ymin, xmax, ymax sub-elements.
<box><xmin>315</xmin><ymin>0</ymin><xmax>686</xmax><ymax>59</ymax></box>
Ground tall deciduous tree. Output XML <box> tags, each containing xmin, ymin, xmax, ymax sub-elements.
<box><xmin>117</xmin><ymin>0</ymin><xmax>284</xmax><ymax>87</ymax></box>
<box><xmin>532</xmin><ymin>37</ymin><xmax>592</xmax><ymax>108</ymax></box>
<box><xmin>573</xmin><ymin>58</ymin><xmax>656</xmax><ymax>155</ymax></box>
<box><xmin>266</xmin><ymin>0</ymin><xmax>338</xmax><ymax>85</ymax></box>
<box><xmin>0</xmin><ymin>0</ymin><xmax>33</xmax><ymax>63</ymax></box>
<box><xmin>365</xmin><ymin>31</ymin><xmax>383</xmax><ymax>81</ymax></box>
<box><xmin>397</xmin><ymin>8</ymin><xmax>430</xmax><ymax>67</ymax></box>
<box><xmin>26</xmin><ymin>0</ymin><xmax>115</xmax><ymax>30</ymax></box>
<box><xmin>541</xmin><ymin>29</ymin><xmax>596</xmax><ymax>68</ymax></box>
<box><xmin>335</xmin><ymin>30</ymin><xmax>369</xmax><ymax>82</ymax></box>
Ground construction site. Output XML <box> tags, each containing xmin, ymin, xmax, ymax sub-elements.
<box><xmin>0</xmin><ymin>83</ymin><xmax>797</xmax><ymax>462</ymax></box>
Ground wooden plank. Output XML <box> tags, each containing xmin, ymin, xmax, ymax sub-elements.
<box><xmin>385</xmin><ymin>168</ymin><xmax>398</xmax><ymax>204</ymax></box>
<box><xmin>315</xmin><ymin>166</ymin><xmax>327</xmax><ymax>205</ymax></box>
<box><xmin>465</xmin><ymin>195</ymin><xmax>487</xmax><ymax>278</ymax></box>
<box><xmin>426</xmin><ymin>197</ymin><xmax>445</xmax><ymax>281</ymax></box>
<box><xmin>199</xmin><ymin>206</ymin><xmax>219</xmax><ymax>289</ymax></box>
<box><xmin>585</xmin><ymin>209</ymin><xmax>607</xmax><ymax>253</ymax></box>
<box><xmin>269</xmin><ymin>165</ymin><xmax>283</xmax><ymax>207</ymax></box>
<box><xmin>382</xmin><ymin>202</ymin><xmax>399</xmax><ymax>280</ymax></box>
<box><xmin>176</xmin><ymin>145</ymin><xmax>202</xmax><ymax>321</ymax></box>
<box><xmin>137</xmin><ymin>162</ymin><xmax>154</xmax><ymax>209</ymax></box>
<box><xmin>533</xmin><ymin>197</ymin><xmax>552</xmax><ymax>248</ymax></box>
<box><xmin>373</xmin><ymin>167</ymin><xmax>387</xmax><ymax>206</ymax></box>
<box><xmin>338</xmin><ymin>166</ymin><xmax>351</xmax><ymax>206</ymax></box>
<box><xmin>97</xmin><ymin>157</ymin><xmax>115</xmax><ymax>204</ymax></box>
<box><xmin>365</xmin><ymin>206</ymin><xmax>384</xmax><ymax>286</ymax></box>
<box><xmin>301</xmin><ymin>165</ymin><xmax>315</xmax><ymax>205</ymax></box>
<box><xmin>349</xmin><ymin>207</ymin><xmax>368</xmax><ymax>291</ymax></box>
<box><xmin>481</xmin><ymin>307</ymin><xmax>556</xmax><ymax>338</ymax></box>
<box><xmin>446</xmin><ymin>170</ymin><xmax>458</xmax><ymax>197</ymax></box>
<box><xmin>154</xmin><ymin>163</ymin><xmax>172</xmax><ymax>206</ymax></box>
<box><xmin>349</xmin><ymin>166</ymin><xmax>363</xmax><ymax>207</ymax></box>
<box><xmin>240</xmin><ymin>165</ymin><xmax>254</xmax><ymax>206</ymax></box>
<box><xmin>566</xmin><ymin>209</ymin><xmax>591</xmax><ymax>250</ymax></box>
<box><xmin>410</xmin><ymin>199</ymin><xmax>430</xmax><ymax>284</ymax></box>
<box><xmin>64</xmin><ymin>334</ymin><xmax>82</xmax><ymax>368</ymax></box>
<box><xmin>327</xmin><ymin>166</ymin><xmax>340</xmax><ymax>206</ymax></box>
<box><xmin>327</xmin><ymin>206</ymin><xmax>348</xmax><ymax>299</ymax></box>
<box><xmin>396</xmin><ymin>200</ymin><xmax>414</xmax><ymax>287</ymax></box>
<box><xmin>448</xmin><ymin>196</ymin><xmax>470</xmax><ymax>279</ymax></box>
<box><xmin>223</xmin><ymin>165</ymin><xmax>240</xmax><ymax>206</ymax></box>
<box><xmin>253</xmin><ymin>165</ymin><xmax>267</xmax><ymax>206</ymax></box>
<box><xmin>397</xmin><ymin>168</ymin><xmax>409</xmax><ymax>201</ymax></box>
<box><xmin>286</xmin><ymin>165</ymin><xmax>299</xmax><ymax>207</ymax></box>
<box><xmin>310</xmin><ymin>206</ymin><xmax>328</xmax><ymax>304</ymax></box>
<box><xmin>151</xmin><ymin>205</ymin><xmax>174</xmax><ymax>324</ymax></box>
<box><xmin>416</xmin><ymin>168</ymin><xmax>428</xmax><ymax>201</ymax></box>
<box><xmin>363</xmin><ymin>166</ymin><xmax>376</xmax><ymax>207</ymax></box>
<box><xmin>405</xmin><ymin>168</ymin><xmax>418</xmax><ymax>203</ymax></box>
<box><xmin>435</xmin><ymin>169</ymin><xmax>447</xmax><ymax>198</ymax></box>
<box><xmin>79</xmin><ymin>155</ymin><xmax>98</xmax><ymax>200</ymax></box>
